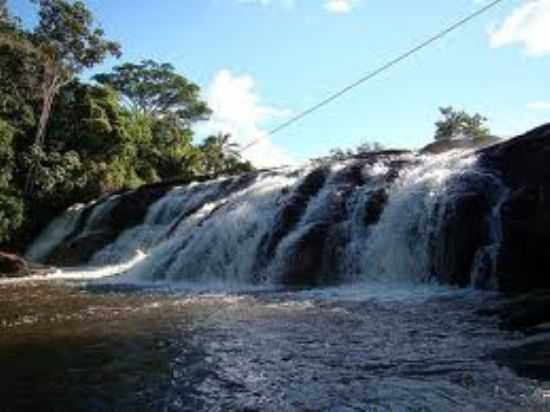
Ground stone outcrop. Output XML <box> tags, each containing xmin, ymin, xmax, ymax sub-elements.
<box><xmin>480</xmin><ymin>123</ymin><xmax>550</xmax><ymax>293</ymax></box>
<box><xmin>0</xmin><ymin>252</ymin><xmax>29</xmax><ymax>278</ymax></box>
<box><xmin>479</xmin><ymin>289</ymin><xmax>550</xmax><ymax>381</ymax></box>
<box><xmin>420</xmin><ymin>136</ymin><xmax>500</xmax><ymax>154</ymax></box>
<box><xmin>45</xmin><ymin>180</ymin><xmax>184</xmax><ymax>266</ymax></box>
<box><xmin>0</xmin><ymin>252</ymin><xmax>51</xmax><ymax>278</ymax></box>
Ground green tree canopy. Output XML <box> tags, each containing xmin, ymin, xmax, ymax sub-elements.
<box><xmin>434</xmin><ymin>106</ymin><xmax>491</xmax><ymax>141</ymax></box>
<box><xmin>25</xmin><ymin>0</ymin><xmax>121</xmax><ymax>194</ymax></box>
<box><xmin>199</xmin><ymin>133</ymin><xmax>252</xmax><ymax>177</ymax></box>
<box><xmin>0</xmin><ymin>1</ymin><xmax>253</xmax><ymax>249</ymax></box>
<box><xmin>93</xmin><ymin>59</ymin><xmax>211</xmax><ymax>126</ymax></box>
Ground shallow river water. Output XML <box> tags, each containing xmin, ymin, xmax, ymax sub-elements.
<box><xmin>1</xmin><ymin>278</ymin><xmax>549</xmax><ymax>411</ymax></box>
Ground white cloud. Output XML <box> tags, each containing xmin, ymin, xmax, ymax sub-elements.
<box><xmin>490</xmin><ymin>0</ymin><xmax>550</xmax><ymax>56</ymax></box>
<box><xmin>199</xmin><ymin>70</ymin><xmax>294</xmax><ymax>168</ymax></box>
<box><xmin>238</xmin><ymin>0</ymin><xmax>360</xmax><ymax>14</ymax></box>
<box><xmin>324</xmin><ymin>0</ymin><xmax>356</xmax><ymax>14</ymax></box>
<box><xmin>527</xmin><ymin>101</ymin><xmax>550</xmax><ymax>110</ymax></box>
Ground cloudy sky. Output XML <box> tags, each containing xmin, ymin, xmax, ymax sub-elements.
<box><xmin>10</xmin><ymin>0</ymin><xmax>550</xmax><ymax>166</ymax></box>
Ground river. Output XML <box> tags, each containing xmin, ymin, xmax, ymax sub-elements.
<box><xmin>1</xmin><ymin>277</ymin><xmax>548</xmax><ymax>411</ymax></box>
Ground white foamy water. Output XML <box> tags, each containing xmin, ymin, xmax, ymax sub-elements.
<box><xmin>25</xmin><ymin>150</ymin><xmax>507</xmax><ymax>290</ymax></box>
<box><xmin>120</xmin><ymin>170</ymin><xmax>303</xmax><ymax>283</ymax></box>
<box><xmin>25</xmin><ymin>203</ymin><xmax>86</xmax><ymax>262</ymax></box>
<box><xmin>357</xmin><ymin>151</ymin><xmax>478</xmax><ymax>281</ymax></box>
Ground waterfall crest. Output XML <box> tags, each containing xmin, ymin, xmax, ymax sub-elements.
<box><xmin>26</xmin><ymin>150</ymin><xmax>507</xmax><ymax>288</ymax></box>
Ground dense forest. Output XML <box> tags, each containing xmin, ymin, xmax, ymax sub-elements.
<box><xmin>0</xmin><ymin>0</ymin><xmax>253</xmax><ymax>250</ymax></box>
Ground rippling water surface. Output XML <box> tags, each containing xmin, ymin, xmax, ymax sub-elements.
<box><xmin>0</xmin><ymin>279</ymin><xmax>548</xmax><ymax>411</ymax></box>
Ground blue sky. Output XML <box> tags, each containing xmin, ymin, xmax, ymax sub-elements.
<box><xmin>8</xmin><ymin>0</ymin><xmax>550</xmax><ymax>166</ymax></box>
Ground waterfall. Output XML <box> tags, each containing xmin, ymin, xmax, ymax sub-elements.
<box><xmin>470</xmin><ymin>185</ymin><xmax>510</xmax><ymax>289</ymax></box>
<box><xmin>358</xmin><ymin>152</ymin><xmax>478</xmax><ymax>281</ymax></box>
<box><xmin>25</xmin><ymin>203</ymin><xmax>86</xmax><ymax>262</ymax></box>
<box><xmin>27</xmin><ymin>149</ymin><xmax>508</xmax><ymax>288</ymax></box>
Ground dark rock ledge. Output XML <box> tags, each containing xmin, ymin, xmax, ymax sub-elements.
<box><xmin>0</xmin><ymin>251</ymin><xmax>52</xmax><ymax>279</ymax></box>
<box><xmin>479</xmin><ymin>290</ymin><xmax>550</xmax><ymax>381</ymax></box>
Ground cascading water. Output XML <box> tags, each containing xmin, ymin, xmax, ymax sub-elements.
<box><xmin>354</xmin><ymin>153</ymin><xmax>478</xmax><ymax>281</ymax></box>
<box><xmin>25</xmin><ymin>203</ymin><xmax>86</xmax><ymax>262</ymax></box>
<box><xmin>26</xmin><ymin>150</ymin><xmax>508</xmax><ymax>289</ymax></box>
<box><xmin>9</xmin><ymin>129</ymin><xmax>550</xmax><ymax>411</ymax></box>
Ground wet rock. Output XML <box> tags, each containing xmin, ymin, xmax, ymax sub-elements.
<box><xmin>363</xmin><ymin>189</ymin><xmax>388</xmax><ymax>226</ymax></box>
<box><xmin>489</xmin><ymin>339</ymin><xmax>550</xmax><ymax>381</ymax></box>
<box><xmin>0</xmin><ymin>252</ymin><xmax>29</xmax><ymax>278</ymax></box>
<box><xmin>420</xmin><ymin>136</ymin><xmax>500</xmax><ymax>155</ymax></box>
<box><xmin>479</xmin><ymin>290</ymin><xmax>550</xmax><ymax>331</ymax></box>
<box><xmin>429</xmin><ymin>170</ymin><xmax>500</xmax><ymax>287</ymax></box>
<box><xmin>479</xmin><ymin>290</ymin><xmax>550</xmax><ymax>381</ymax></box>
<box><xmin>47</xmin><ymin>231</ymin><xmax>117</xmax><ymax>267</ymax></box>
<box><xmin>480</xmin><ymin>123</ymin><xmax>550</xmax><ymax>293</ymax></box>
<box><xmin>279</xmin><ymin>223</ymin><xmax>331</xmax><ymax>286</ymax></box>
<box><xmin>46</xmin><ymin>182</ymin><xmax>175</xmax><ymax>266</ymax></box>
<box><xmin>254</xmin><ymin>168</ymin><xmax>329</xmax><ymax>273</ymax></box>
<box><xmin>431</xmin><ymin>191</ymin><xmax>491</xmax><ymax>287</ymax></box>
<box><xmin>496</xmin><ymin>185</ymin><xmax>550</xmax><ymax>293</ymax></box>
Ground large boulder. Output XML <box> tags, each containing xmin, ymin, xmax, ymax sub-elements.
<box><xmin>253</xmin><ymin>168</ymin><xmax>329</xmax><ymax>275</ymax></box>
<box><xmin>278</xmin><ymin>222</ymin><xmax>331</xmax><ymax>286</ymax></box>
<box><xmin>479</xmin><ymin>290</ymin><xmax>550</xmax><ymax>381</ymax></box>
<box><xmin>0</xmin><ymin>252</ymin><xmax>29</xmax><ymax>278</ymax></box>
<box><xmin>431</xmin><ymin>191</ymin><xmax>491</xmax><ymax>287</ymax></box>
<box><xmin>45</xmin><ymin>181</ymin><xmax>177</xmax><ymax>266</ymax></box>
<box><xmin>480</xmin><ymin>123</ymin><xmax>550</xmax><ymax>293</ymax></box>
<box><xmin>430</xmin><ymin>171</ymin><xmax>501</xmax><ymax>287</ymax></box>
<box><xmin>47</xmin><ymin>231</ymin><xmax>118</xmax><ymax>267</ymax></box>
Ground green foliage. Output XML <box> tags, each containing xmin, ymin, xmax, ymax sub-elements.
<box><xmin>0</xmin><ymin>119</ymin><xmax>15</xmax><ymax>188</ymax></box>
<box><xmin>325</xmin><ymin>140</ymin><xmax>385</xmax><ymax>161</ymax></box>
<box><xmin>32</xmin><ymin>0</ymin><xmax>121</xmax><ymax>81</ymax></box>
<box><xmin>199</xmin><ymin>133</ymin><xmax>253</xmax><ymax>177</ymax></box>
<box><xmin>94</xmin><ymin>60</ymin><xmax>211</xmax><ymax>126</ymax></box>
<box><xmin>0</xmin><ymin>190</ymin><xmax>24</xmax><ymax>243</ymax></box>
<box><xmin>434</xmin><ymin>106</ymin><xmax>491</xmax><ymax>141</ymax></box>
<box><xmin>22</xmin><ymin>145</ymin><xmax>84</xmax><ymax>202</ymax></box>
<box><xmin>0</xmin><ymin>1</ymin><xmax>252</xmax><ymax>250</ymax></box>
<box><xmin>0</xmin><ymin>23</ymin><xmax>38</xmax><ymax>132</ymax></box>
<box><xmin>0</xmin><ymin>120</ymin><xmax>24</xmax><ymax>242</ymax></box>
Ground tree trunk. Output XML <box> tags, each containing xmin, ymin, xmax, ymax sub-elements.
<box><xmin>24</xmin><ymin>83</ymin><xmax>56</xmax><ymax>196</ymax></box>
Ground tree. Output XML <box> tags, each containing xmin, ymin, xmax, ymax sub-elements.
<box><xmin>434</xmin><ymin>106</ymin><xmax>491</xmax><ymax>141</ymax></box>
<box><xmin>324</xmin><ymin>140</ymin><xmax>385</xmax><ymax>161</ymax></box>
<box><xmin>0</xmin><ymin>0</ymin><xmax>10</xmax><ymax>27</ymax></box>
<box><xmin>25</xmin><ymin>0</ymin><xmax>121</xmax><ymax>194</ymax></box>
<box><xmin>200</xmin><ymin>133</ymin><xmax>252</xmax><ymax>177</ymax></box>
<box><xmin>93</xmin><ymin>59</ymin><xmax>211</xmax><ymax>126</ymax></box>
<box><xmin>0</xmin><ymin>120</ymin><xmax>24</xmax><ymax>242</ymax></box>
<box><xmin>356</xmin><ymin>141</ymin><xmax>384</xmax><ymax>154</ymax></box>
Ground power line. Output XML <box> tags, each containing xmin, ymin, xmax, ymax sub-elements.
<box><xmin>239</xmin><ymin>0</ymin><xmax>507</xmax><ymax>153</ymax></box>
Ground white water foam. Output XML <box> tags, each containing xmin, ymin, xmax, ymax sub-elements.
<box><xmin>25</xmin><ymin>203</ymin><xmax>86</xmax><ymax>263</ymax></box>
<box><xmin>356</xmin><ymin>151</ymin><xmax>478</xmax><ymax>281</ymax></box>
<box><xmin>25</xmin><ymin>151</ymin><xmax>498</xmax><ymax>289</ymax></box>
<box><xmin>118</xmin><ymin>170</ymin><xmax>303</xmax><ymax>283</ymax></box>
